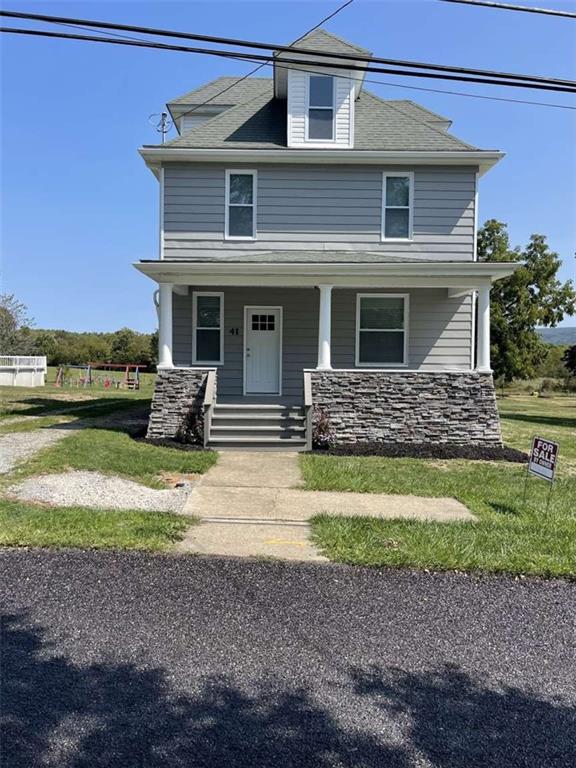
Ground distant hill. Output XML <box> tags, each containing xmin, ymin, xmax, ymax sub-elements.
<box><xmin>536</xmin><ymin>327</ymin><xmax>576</xmax><ymax>346</ymax></box>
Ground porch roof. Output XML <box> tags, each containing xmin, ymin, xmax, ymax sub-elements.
<box><xmin>135</xmin><ymin>258</ymin><xmax>520</xmax><ymax>289</ymax></box>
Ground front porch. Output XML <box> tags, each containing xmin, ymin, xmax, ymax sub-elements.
<box><xmin>137</xmin><ymin>259</ymin><xmax>515</xmax><ymax>449</ymax></box>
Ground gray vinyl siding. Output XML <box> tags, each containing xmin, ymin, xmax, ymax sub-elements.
<box><xmin>173</xmin><ymin>287</ymin><xmax>472</xmax><ymax>397</ymax></box>
<box><xmin>163</xmin><ymin>163</ymin><xmax>477</xmax><ymax>261</ymax></box>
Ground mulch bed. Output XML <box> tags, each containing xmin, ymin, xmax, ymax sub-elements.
<box><xmin>313</xmin><ymin>442</ymin><xmax>528</xmax><ymax>462</ymax></box>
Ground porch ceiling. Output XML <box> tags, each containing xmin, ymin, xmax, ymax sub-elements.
<box><xmin>134</xmin><ymin>259</ymin><xmax>520</xmax><ymax>289</ymax></box>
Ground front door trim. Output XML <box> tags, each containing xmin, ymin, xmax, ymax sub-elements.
<box><xmin>243</xmin><ymin>305</ymin><xmax>283</xmax><ymax>396</ymax></box>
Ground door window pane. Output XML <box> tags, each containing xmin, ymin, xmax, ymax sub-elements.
<box><xmin>384</xmin><ymin>208</ymin><xmax>410</xmax><ymax>239</ymax></box>
<box><xmin>359</xmin><ymin>331</ymin><xmax>404</xmax><ymax>364</ymax></box>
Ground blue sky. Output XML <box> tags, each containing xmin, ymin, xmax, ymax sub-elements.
<box><xmin>1</xmin><ymin>0</ymin><xmax>575</xmax><ymax>332</ymax></box>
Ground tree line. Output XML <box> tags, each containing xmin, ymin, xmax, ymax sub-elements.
<box><xmin>0</xmin><ymin>297</ymin><xmax>157</xmax><ymax>367</ymax></box>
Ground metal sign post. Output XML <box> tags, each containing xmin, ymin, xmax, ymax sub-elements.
<box><xmin>523</xmin><ymin>436</ymin><xmax>560</xmax><ymax>513</ymax></box>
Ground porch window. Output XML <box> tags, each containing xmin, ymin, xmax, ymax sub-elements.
<box><xmin>192</xmin><ymin>292</ymin><xmax>224</xmax><ymax>365</ymax></box>
<box><xmin>382</xmin><ymin>173</ymin><xmax>413</xmax><ymax>240</ymax></box>
<box><xmin>307</xmin><ymin>75</ymin><xmax>335</xmax><ymax>140</ymax></box>
<box><xmin>356</xmin><ymin>294</ymin><xmax>408</xmax><ymax>366</ymax></box>
<box><xmin>225</xmin><ymin>170</ymin><xmax>256</xmax><ymax>239</ymax></box>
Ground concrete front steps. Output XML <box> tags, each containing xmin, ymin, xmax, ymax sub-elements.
<box><xmin>207</xmin><ymin>402</ymin><xmax>308</xmax><ymax>451</ymax></box>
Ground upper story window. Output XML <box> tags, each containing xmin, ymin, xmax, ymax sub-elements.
<box><xmin>307</xmin><ymin>75</ymin><xmax>335</xmax><ymax>141</ymax></box>
<box><xmin>382</xmin><ymin>173</ymin><xmax>414</xmax><ymax>241</ymax></box>
<box><xmin>225</xmin><ymin>170</ymin><xmax>256</xmax><ymax>239</ymax></box>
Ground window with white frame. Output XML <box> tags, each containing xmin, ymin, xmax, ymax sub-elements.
<box><xmin>225</xmin><ymin>171</ymin><xmax>256</xmax><ymax>239</ymax></box>
<box><xmin>193</xmin><ymin>292</ymin><xmax>224</xmax><ymax>364</ymax></box>
<box><xmin>356</xmin><ymin>294</ymin><xmax>408</xmax><ymax>366</ymax></box>
<box><xmin>382</xmin><ymin>173</ymin><xmax>413</xmax><ymax>240</ymax></box>
<box><xmin>307</xmin><ymin>75</ymin><xmax>335</xmax><ymax>140</ymax></box>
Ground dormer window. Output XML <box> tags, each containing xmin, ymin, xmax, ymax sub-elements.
<box><xmin>307</xmin><ymin>75</ymin><xmax>335</xmax><ymax>141</ymax></box>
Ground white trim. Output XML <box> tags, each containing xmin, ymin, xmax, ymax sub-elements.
<box><xmin>224</xmin><ymin>169</ymin><xmax>257</xmax><ymax>240</ymax></box>
<box><xmin>473</xmin><ymin>171</ymin><xmax>479</xmax><ymax>262</ymax></box>
<box><xmin>305</xmin><ymin>73</ymin><xmax>336</xmax><ymax>143</ymax></box>
<box><xmin>159</xmin><ymin>166</ymin><xmax>164</xmax><ymax>260</ymax></box>
<box><xmin>381</xmin><ymin>171</ymin><xmax>414</xmax><ymax>242</ymax></box>
<box><xmin>471</xmin><ymin>289</ymin><xmax>477</xmax><ymax>371</ymax></box>
<box><xmin>192</xmin><ymin>291</ymin><xmax>224</xmax><ymax>366</ymax></box>
<box><xmin>243</xmin><ymin>305</ymin><xmax>283</xmax><ymax>396</ymax></box>
<box><xmin>355</xmin><ymin>293</ymin><xmax>409</xmax><ymax>367</ymax></box>
<box><xmin>140</xmin><ymin>148</ymin><xmax>504</xmax><ymax>176</ymax></box>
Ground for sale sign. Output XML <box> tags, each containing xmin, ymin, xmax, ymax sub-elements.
<box><xmin>528</xmin><ymin>437</ymin><xmax>559</xmax><ymax>482</ymax></box>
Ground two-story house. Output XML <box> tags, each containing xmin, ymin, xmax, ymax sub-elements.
<box><xmin>136</xmin><ymin>29</ymin><xmax>518</xmax><ymax>450</ymax></box>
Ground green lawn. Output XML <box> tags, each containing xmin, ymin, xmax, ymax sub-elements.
<box><xmin>0</xmin><ymin>385</ymin><xmax>214</xmax><ymax>551</ymax></box>
<box><xmin>7</xmin><ymin>427</ymin><xmax>217</xmax><ymax>489</ymax></box>
<box><xmin>0</xmin><ymin>497</ymin><xmax>188</xmax><ymax>551</ymax></box>
<box><xmin>305</xmin><ymin>395</ymin><xmax>576</xmax><ymax>577</ymax></box>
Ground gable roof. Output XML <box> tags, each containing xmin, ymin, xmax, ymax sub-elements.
<box><xmin>157</xmin><ymin>80</ymin><xmax>477</xmax><ymax>152</ymax></box>
<box><xmin>286</xmin><ymin>28</ymin><xmax>372</xmax><ymax>57</ymax></box>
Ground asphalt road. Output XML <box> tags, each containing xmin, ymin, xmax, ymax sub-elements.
<box><xmin>1</xmin><ymin>550</ymin><xmax>574</xmax><ymax>768</ymax></box>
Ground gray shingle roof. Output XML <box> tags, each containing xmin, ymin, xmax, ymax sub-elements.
<box><xmin>157</xmin><ymin>81</ymin><xmax>477</xmax><ymax>152</ymax></box>
<box><xmin>286</xmin><ymin>28</ymin><xmax>372</xmax><ymax>57</ymax></box>
<box><xmin>168</xmin><ymin>77</ymin><xmax>270</xmax><ymax>108</ymax></box>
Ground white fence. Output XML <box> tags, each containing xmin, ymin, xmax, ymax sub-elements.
<box><xmin>0</xmin><ymin>356</ymin><xmax>47</xmax><ymax>387</ymax></box>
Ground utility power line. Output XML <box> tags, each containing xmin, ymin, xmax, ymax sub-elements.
<box><xmin>440</xmin><ymin>0</ymin><xmax>576</xmax><ymax>18</ymax></box>
<box><xmin>2</xmin><ymin>26</ymin><xmax>576</xmax><ymax>94</ymax></box>
<box><xmin>1</xmin><ymin>8</ymin><xmax>573</xmax><ymax>88</ymax></box>
<box><xmin>49</xmin><ymin>17</ymin><xmax>574</xmax><ymax>116</ymax></box>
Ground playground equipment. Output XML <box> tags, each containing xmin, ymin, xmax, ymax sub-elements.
<box><xmin>55</xmin><ymin>363</ymin><xmax>146</xmax><ymax>390</ymax></box>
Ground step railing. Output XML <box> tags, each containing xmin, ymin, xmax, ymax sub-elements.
<box><xmin>203</xmin><ymin>369</ymin><xmax>217</xmax><ymax>448</ymax></box>
<box><xmin>303</xmin><ymin>370</ymin><xmax>313</xmax><ymax>451</ymax></box>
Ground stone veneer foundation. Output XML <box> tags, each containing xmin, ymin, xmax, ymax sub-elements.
<box><xmin>146</xmin><ymin>368</ymin><xmax>211</xmax><ymax>440</ymax></box>
<box><xmin>310</xmin><ymin>370</ymin><xmax>502</xmax><ymax>446</ymax></box>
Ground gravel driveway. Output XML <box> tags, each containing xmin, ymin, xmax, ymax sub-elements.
<box><xmin>9</xmin><ymin>470</ymin><xmax>191</xmax><ymax>512</ymax></box>
<box><xmin>2</xmin><ymin>550</ymin><xmax>574</xmax><ymax>768</ymax></box>
<box><xmin>0</xmin><ymin>427</ymin><xmax>72</xmax><ymax>474</ymax></box>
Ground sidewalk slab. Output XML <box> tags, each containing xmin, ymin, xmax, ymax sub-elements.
<box><xmin>176</xmin><ymin>520</ymin><xmax>327</xmax><ymax>561</ymax></box>
<box><xmin>184</xmin><ymin>485</ymin><xmax>473</xmax><ymax>522</ymax></box>
<box><xmin>199</xmin><ymin>451</ymin><xmax>302</xmax><ymax>489</ymax></box>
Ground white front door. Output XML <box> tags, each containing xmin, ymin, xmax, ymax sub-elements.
<box><xmin>245</xmin><ymin>307</ymin><xmax>282</xmax><ymax>394</ymax></box>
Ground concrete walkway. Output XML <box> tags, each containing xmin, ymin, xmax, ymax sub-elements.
<box><xmin>177</xmin><ymin>452</ymin><xmax>474</xmax><ymax>561</ymax></box>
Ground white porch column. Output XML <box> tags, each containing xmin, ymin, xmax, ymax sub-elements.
<box><xmin>476</xmin><ymin>285</ymin><xmax>491</xmax><ymax>373</ymax></box>
<box><xmin>317</xmin><ymin>284</ymin><xmax>333</xmax><ymax>370</ymax></box>
<box><xmin>158</xmin><ymin>282</ymin><xmax>174</xmax><ymax>368</ymax></box>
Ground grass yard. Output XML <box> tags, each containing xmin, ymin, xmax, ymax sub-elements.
<box><xmin>305</xmin><ymin>395</ymin><xmax>576</xmax><ymax>577</ymax></box>
<box><xmin>6</xmin><ymin>427</ymin><xmax>217</xmax><ymax>489</ymax></box>
<box><xmin>0</xmin><ymin>385</ymin><xmax>215</xmax><ymax>551</ymax></box>
<box><xmin>0</xmin><ymin>497</ymin><xmax>188</xmax><ymax>551</ymax></box>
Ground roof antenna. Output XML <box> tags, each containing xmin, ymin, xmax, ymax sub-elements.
<box><xmin>149</xmin><ymin>112</ymin><xmax>173</xmax><ymax>144</ymax></box>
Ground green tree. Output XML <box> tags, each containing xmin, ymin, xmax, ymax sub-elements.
<box><xmin>0</xmin><ymin>293</ymin><xmax>34</xmax><ymax>354</ymax></box>
<box><xmin>563</xmin><ymin>345</ymin><xmax>576</xmax><ymax>377</ymax></box>
<box><xmin>477</xmin><ymin>220</ymin><xmax>576</xmax><ymax>382</ymax></box>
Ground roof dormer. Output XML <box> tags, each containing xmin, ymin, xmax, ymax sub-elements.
<box><xmin>273</xmin><ymin>29</ymin><xmax>372</xmax><ymax>149</ymax></box>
